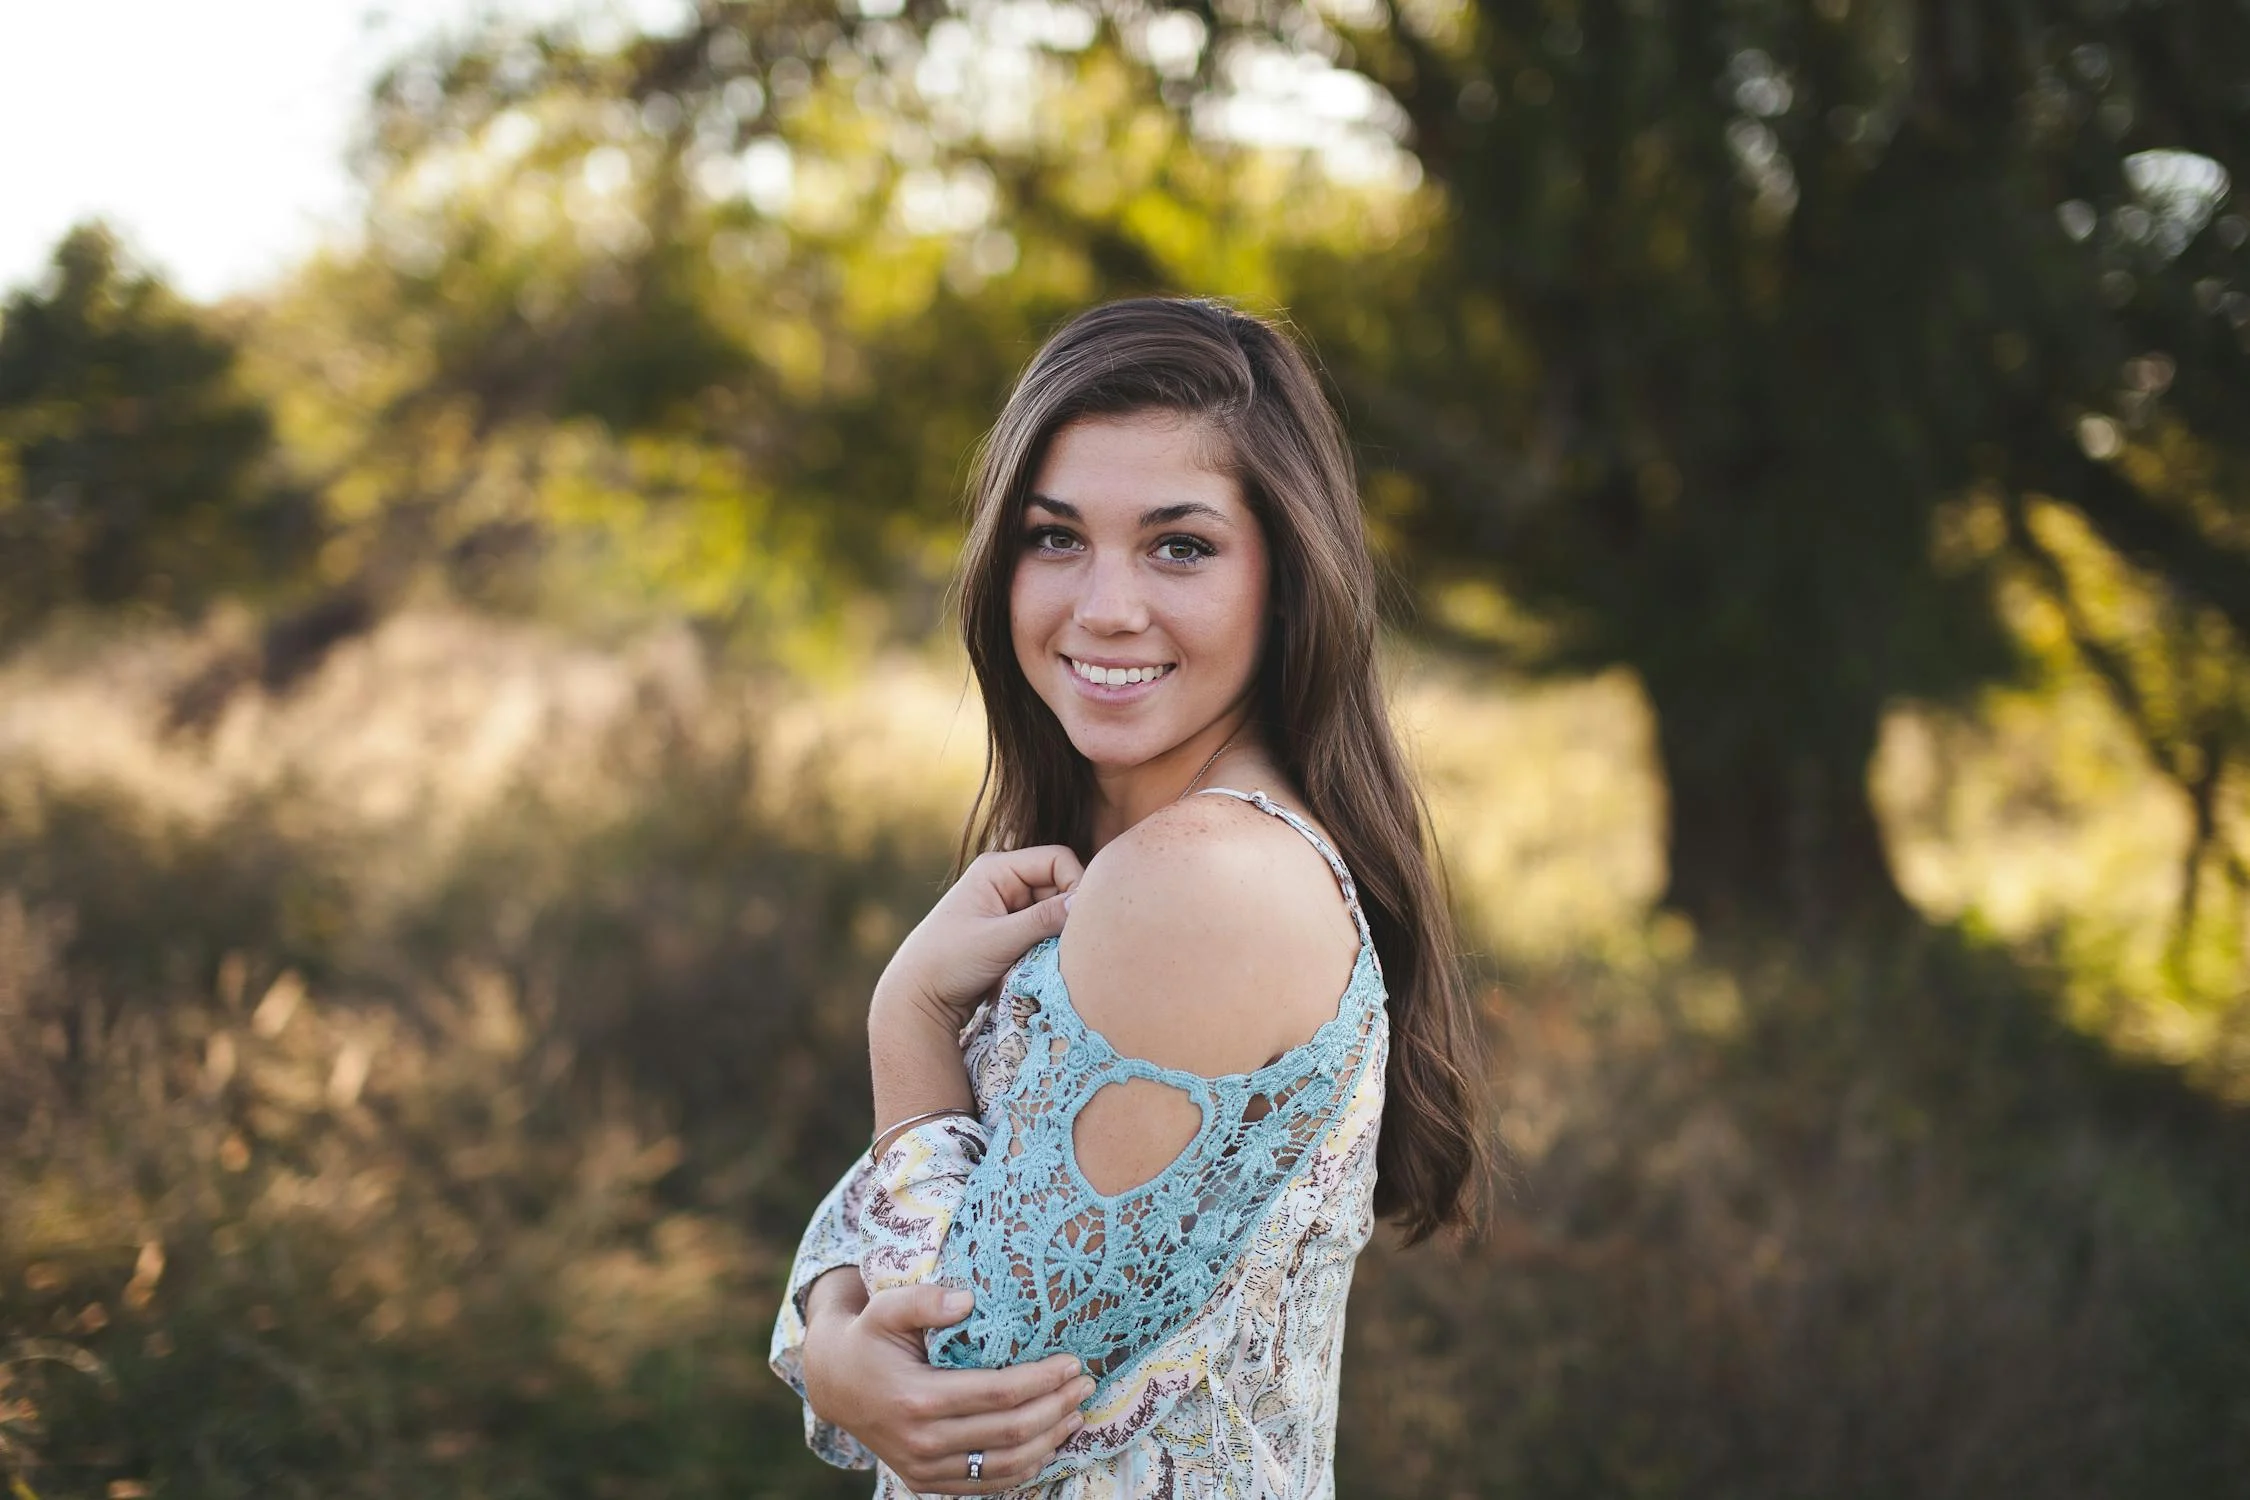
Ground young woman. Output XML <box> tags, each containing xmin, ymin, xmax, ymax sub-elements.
<box><xmin>769</xmin><ymin>297</ymin><xmax>1484</xmax><ymax>1496</ymax></box>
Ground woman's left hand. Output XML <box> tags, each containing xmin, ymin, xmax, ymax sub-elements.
<box><xmin>876</xmin><ymin>845</ymin><xmax>1084</xmax><ymax>1026</ymax></box>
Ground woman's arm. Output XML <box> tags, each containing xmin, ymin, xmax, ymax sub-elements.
<box><xmin>765</xmin><ymin>1115</ymin><xmax>1094</xmax><ymax>1485</ymax></box>
<box><xmin>866</xmin><ymin>844</ymin><xmax>1081</xmax><ymax>1136</ymax></box>
<box><xmin>766</xmin><ymin>845</ymin><xmax>1092</xmax><ymax>1485</ymax></box>
<box><xmin>797</xmin><ymin>1269</ymin><xmax>1092</xmax><ymax>1494</ymax></box>
<box><xmin>767</xmin><ymin>1152</ymin><xmax>884</xmax><ymax>1468</ymax></box>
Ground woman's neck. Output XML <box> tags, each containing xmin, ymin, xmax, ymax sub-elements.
<box><xmin>1084</xmin><ymin>708</ymin><xmax>1282</xmax><ymax>852</ymax></box>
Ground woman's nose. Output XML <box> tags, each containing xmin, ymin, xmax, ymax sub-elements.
<box><xmin>1073</xmin><ymin>551</ymin><xmax>1149</xmax><ymax>635</ymax></box>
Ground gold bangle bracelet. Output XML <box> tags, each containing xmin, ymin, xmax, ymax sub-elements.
<box><xmin>871</xmin><ymin>1107</ymin><xmax>976</xmax><ymax>1157</ymax></box>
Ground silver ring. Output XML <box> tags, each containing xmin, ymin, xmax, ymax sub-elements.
<box><xmin>965</xmin><ymin>1449</ymin><xmax>984</xmax><ymax>1481</ymax></box>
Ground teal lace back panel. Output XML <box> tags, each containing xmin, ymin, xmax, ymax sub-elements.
<box><xmin>928</xmin><ymin>787</ymin><xmax>1388</xmax><ymax>1392</ymax></box>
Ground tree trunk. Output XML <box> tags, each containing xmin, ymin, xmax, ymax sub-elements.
<box><xmin>1643</xmin><ymin>670</ymin><xmax>1914</xmax><ymax>940</ymax></box>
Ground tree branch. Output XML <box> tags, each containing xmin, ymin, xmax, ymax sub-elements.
<box><xmin>2031</xmin><ymin>441</ymin><xmax>2250</xmax><ymax>647</ymax></box>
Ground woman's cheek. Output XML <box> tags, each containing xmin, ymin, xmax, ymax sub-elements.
<box><xmin>1191</xmin><ymin>582</ymin><xmax>1263</xmax><ymax>690</ymax></box>
<box><xmin>1008</xmin><ymin>579</ymin><xmax>1051</xmax><ymax>663</ymax></box>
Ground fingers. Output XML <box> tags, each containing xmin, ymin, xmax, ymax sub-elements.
<box><xmin>925</xmin><ymin>1373</ymin><xmax>1094</xmax><ymax>1458</ymax></box>
<box><xmin>974</xmin><ymin>1399</ymin><xmax>1089</xmax><ymax>1487</ymax></box>
<box><xmin>879</xmin><ymin>1359</ymin><xmax>1091</xmax><ymax>1494</ymax></box>
<box><xmin>914</xmin><ymin>1351</ymin><xmax>1084</xmax><ymax>1421</ymax></box>
<box><xmin>905</xmin><ymin>1400</ymin><xmax>1087</xmax><ymax>1495</ymax></box>
<box><xmin>972</xmin><ymin>845</ymin><xmax>1084</xmax><ymax>911</ymax></box>
<box><xmin>862</xmin><ymin>1282</ymin><xmax>974</xmax><ymax>1340</ymax></box>
<box><xmin>995</xmin><ymin>890</ymin><xmax>1072</xmax><ymax>955</ymax></box>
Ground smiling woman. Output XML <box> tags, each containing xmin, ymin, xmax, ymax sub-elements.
<box><xmin>1009</xmin><ymin>411</ymin><xmax>1271</xmax><ymax>823</ymax></box>
<box><xmin>768</xmin><ymin>297</ymin><xmax>1486</xmax><ymax>1498</ymax></box>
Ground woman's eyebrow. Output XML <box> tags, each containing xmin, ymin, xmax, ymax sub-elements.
<box><xmin>1025</xmin><ymin>493</ymin><xmax>1233</xmax><ymax>528</ymax></box>
<box><xmin>1139</xmin><ymin>501</ymin><xmax>1231</xmax><ymax>528</ymax></box>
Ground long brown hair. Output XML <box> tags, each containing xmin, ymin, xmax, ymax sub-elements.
<box><xmin>951</xmin><ymin>296</ymin><xmax>1484</xmax><ymax>1243</ymax></box>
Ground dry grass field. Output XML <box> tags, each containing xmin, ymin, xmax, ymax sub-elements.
<box><xmin>2</xmin><ymin>610</ymin><xmax>2244</xmax><ymax>1498</ymax></box>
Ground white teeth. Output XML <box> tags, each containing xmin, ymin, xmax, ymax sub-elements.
<box><xmin>1070</xmin><ymin>658</ymin><xmax>1170</xmax><ymax>686</ymax></box>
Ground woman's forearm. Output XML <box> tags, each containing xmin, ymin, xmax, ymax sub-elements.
<box><xmin>862</xmin><ymin>843</ymin><xmax>1074</xmax><ymax>1138</ymax></box>
<box><xmin>804</xmin><ymin>1264</ymin><xmax>869</xmax><ymax>1332</ymax></box>
<box><xmin>800</xmin><ymin>1263</ymin><xmax>872</xmax><ymax>1424</ymax></box>
<box><xmin>868</xmin><ymin>977</ymin><xmax>976</xmax><ymax>1134</ymax></box>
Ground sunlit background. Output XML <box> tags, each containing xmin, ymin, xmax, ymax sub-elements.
<box><xmin>3</xmin><ymin>2</ymin><xmax>2248</xmax><ymax>1497</ymax></box>
<box><xmin>0</xmin><ymin>2</ymin><xmax>675</xmax><ymax>300</ymax></box>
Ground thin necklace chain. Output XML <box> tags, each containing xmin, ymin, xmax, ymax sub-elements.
<box><xmin>1176</xmin><ymin>728</ymin><xmax>1242</xmax><ymax>802</ymax></box>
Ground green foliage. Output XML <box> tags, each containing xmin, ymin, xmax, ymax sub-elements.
<box><xmin>7</xmin><ymin>3</ymin><xmax>2248</xmax><ymax>947</ymax></box>
<box><xmin>0</xmin><ymin>226</ymin><xmax>306</xmax><ymax>647</ymax></box>
<box><xmin>1268</xmin><ymin>0</ymin><xmax>2250</xmax><ymax>933</ymax></box>
<box><xmin>245</xmin><ymin>0</ymin><xmax>1417</xmax><ymax>660</ymax></box>
<box><xmin>284</xmin><ymin>0</ymin><xmax>2250</xmax><ymax>946</ymax></box>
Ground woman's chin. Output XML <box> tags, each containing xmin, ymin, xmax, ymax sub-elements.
<box><xmin>1060</xmin><ymin>725</ymin><xmax>1183</xmax><ymax>772</ymax></box>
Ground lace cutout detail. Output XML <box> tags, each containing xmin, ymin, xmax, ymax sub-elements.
<box><xmin>927</xmin><ymin>788</ymin><xmax>1385</xmax><ymax>1394</ymax></box>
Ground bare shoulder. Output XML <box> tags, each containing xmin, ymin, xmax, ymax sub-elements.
<box><xmin>1057</xmin><ymin>792</ymin><xmax>1361</xmax><ymax>1077</ymax></box>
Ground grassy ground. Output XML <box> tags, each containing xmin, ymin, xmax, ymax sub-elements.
<box><xmin>1</xmin><ymin>610</ymin><xmax>2244</xmax><ymax>1498</ymax></box>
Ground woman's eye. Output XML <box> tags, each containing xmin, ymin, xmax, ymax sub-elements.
<box><xmin>1156</xmin><ymin>536</ymin><xmax>1214</xmax><ymax>564</ymax></box>
<box><xmin>1025</xmin><ymin>527</ymin><xmax>1080</xmax><ymax>553</ymax></box>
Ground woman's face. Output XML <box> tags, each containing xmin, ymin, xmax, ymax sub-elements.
<box><xmin>1009</xmin><ymin>411</ymin><xmax>1270</xmax><ymax>774</ymax></box>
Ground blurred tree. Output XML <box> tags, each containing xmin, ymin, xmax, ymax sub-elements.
<box><xmin>1273</xmin><ymin>0</ymin><xmax>2250</xmax><ymax>938</ymax></box>
<box><xmin>313</xmin><ymin>0</ymin><xmax>2250</xmax><ymax>943</ymax></box>
<box><xmin>260</xmin><ymin>0</ymin><xmax>1406</xmax><ymax>665</ymax></box>
<box><xmin>0</xmin><ymin>224</ymin><xmax>307</xmax><ymax>648</ymax></box>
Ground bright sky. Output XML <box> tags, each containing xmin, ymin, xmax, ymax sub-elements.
<box><xmin>0</xmin><ymin>0</ymin><xmax>1405</xmax><ymax>304</ymax></box>
<box><xmin>0</xmin><ymin>1</ymin><xmax>682</xmax><ymax>303</ymax></box>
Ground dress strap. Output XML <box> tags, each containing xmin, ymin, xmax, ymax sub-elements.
<box><xmin>1193</xmin><ymin>786</ymin><xmax>1374</xmax><ymax>949</ymax></box>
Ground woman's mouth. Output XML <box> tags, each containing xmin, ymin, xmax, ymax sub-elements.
<box><xmin>1064</xmin><ymin>655</ymin><xmax>1176</xmax><ymax>696</ymax></box>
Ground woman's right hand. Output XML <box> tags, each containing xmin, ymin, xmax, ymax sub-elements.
<box><xmin>800</xmin><ymin>1271</ymin><xmax>1092</xmax><ymax>1494</ymax></box>
<box><xmin>874</xmin><ymin>845</ymin><xmax>1084</xmax><ymax>1027</ymax></box>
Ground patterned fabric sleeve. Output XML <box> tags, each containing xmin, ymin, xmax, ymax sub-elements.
<box><xmin>858</xmin><ymin>1114</ymin><xmax>991</xmax><ymax>1293</ymax></box>
<box><xmin>767</xmin><ymin>1151</ymin><xmax>881</xmax><ymax>1471</ymax></box>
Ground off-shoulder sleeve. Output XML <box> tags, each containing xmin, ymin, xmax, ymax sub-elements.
<box><xmin>767</xmin><ymin>1151</ymin><xmax>880</xmax><ymax>1470</ymax></box>
<box><xmin>921</xmin><ymin>937</ymin><xmax>1384</xmax><ymax>1396</ymax></box>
